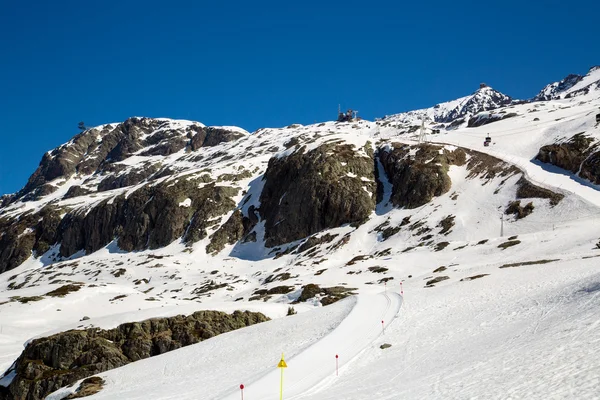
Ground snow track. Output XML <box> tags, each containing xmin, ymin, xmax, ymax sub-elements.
<box><xmin>47</xmin><ymin>293</ymin><xmax>402</xmax><ymax>400</ymax></box>
<box><xmin>221</xmin><ymin>292</ymin><xmax>402</xmax><ymax>400</ymax></box>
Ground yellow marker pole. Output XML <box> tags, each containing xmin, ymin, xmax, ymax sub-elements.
<box><xmin>277</xmin><ymin>353</ymin><xmax>287</xmax><ymax>400</ymax></box>
<box><xmin>280</xmin><ymin>365</ymin><xmax>284</xmax><ymax>400</ymax></box>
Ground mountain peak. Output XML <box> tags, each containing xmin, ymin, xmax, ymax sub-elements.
<box><xmin>383</xmin><ymin>84</ymin><xmax>512</xmax><ymax>127</ymax></box>
<box><xmin>534</xmin><ymin>67</ymin><xmax>600</xmax><ymax>101</ymax></box>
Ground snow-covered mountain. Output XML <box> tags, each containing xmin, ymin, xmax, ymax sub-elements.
<box><xmin>534</xmin><ymin>65</ymin><xmax>600</xmax><ymax>100</ymax></box>
<box><xmin>2</xmin><ymin>70</ymin><xmax>600</xmax><ymax>400</ymax></box>
<box><xmin>381</xmin><ymin>85</ymin><xmax>513</xmax><ymax>129</ymax></box>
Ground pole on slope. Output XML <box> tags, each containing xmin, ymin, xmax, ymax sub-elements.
<box><xmin>335</xmin><ymin>354</ymin><xmax>339</xmax><ymax>376</ymax></box>
<box><xmin>239</xmin><ymin>384</ymin><xmax>244</xmax><ymax>400</ymax></box>
<box><xmin>500</xmin><ymin>214</ymin><xmax>504</xmax><ymax>237</ymax></box>
<box><xmin>400</xmin><ymin>282</ymin><xmax>404</xmax><ymax>295</ymax></box>
<box><xmin>278</xmin><ymin>353</ymin><xmax>287</xmax><ymax>400</ymax></box>
<box><xmin>382</xmin><ymin>320</ymin><xmax>385</xmax><ymax>335</ymax></box>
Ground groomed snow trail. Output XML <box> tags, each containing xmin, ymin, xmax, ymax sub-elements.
<box><xmin>221</xmin><ymin>292</ymin><xmax>402</xmax><ymax>400</ymax></box>
<box><xmin>47</xmin><ymin>293</ymin><xmax>401</xmax><ymax>400</ymax></box>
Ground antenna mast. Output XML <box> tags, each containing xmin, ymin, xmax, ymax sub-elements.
<box><xmin>418</xmin><ymin>117</ymin><xmax>428</xmax><ymax>144</ymax></box>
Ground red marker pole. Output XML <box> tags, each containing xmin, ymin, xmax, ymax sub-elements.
<box><xmin>335</xmin><ymin>354</ymin><xmax>339</xmax><ymax>376</ymax></box>
<box><xmin>400</xmin><ymin>282</ymin><xmax>404</xmax><ymax>295</ymax></box>
<box><xmin>240</xmin><ymin>384</ymin><xmax>244</xmax><ymax>400</ymax></box>
<box><xmin>384</xmin><ymin>281</ymin><xmax>387</xmax><ymax>292</ymax></box>
<box><xmin>382</xmin><ymin>320</ymin><xmax>385</xmax><ymax>335</ymax></box>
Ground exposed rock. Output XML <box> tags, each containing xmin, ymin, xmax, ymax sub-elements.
<box><xmin>426</xmin><ymin>276</ymin><xmax>449</xmax><ymax>286</ymax></box>
<box><xmin>505</xmin><ymin>201</ymin><xmax>534</xmax><ymax>219</ymax></box>
<box><xmin>189</xmin><ymin>127</ymin><xmax>246</xmax><ymax>151</ymax></box>
<box><xmin>437</xmin><ymin>215</ymin><xmax>455</xmax><ymax>235</ymax></box>
<box><xmin>368</xmin><ymin>266</ymin><xmax>388</xmax><ymax>273</ymax></box>
<box><xmin>63</xmin><ymin>186</ymin><xmax>92</xmax><ymax>199</ymax></box>
<box><xmin>297</xmin><ymin>234</ymin><xmax>338</xmax><ymax>253</ymax></box>
<box><xmin>57</xmin><ymin>179</ymin><xmax>238</xmax><ymax>258</ymax></box>
<box><xmin>515</xmin><ymin>177</ymin><xmax>563</xmax><ymax>206</ymax></box>
<box><xmin>65</xmin><ymin>376</ymin><xmax>105</xmax><ymax>399</ymax></box>
<box><xmin>380</xmin><ymin>343</ymin><xmax>392</xmax><ymax>349</ymax></box>
<box><xmin>0</xmin><ymin>206</ymin><xmax>63</xmax><ymax>273</ymax></box>
<box><xmin>0</xmin><ymin>310</ymin><xmax>268</xmax><ymax>400</ymax></box>
<box><xmin>45</xmin><ymin>284</ymin><xmax>82</xmax><ymax>297</ymax></box>
<box><xmin>97</xmin><ymin>163</ymin><xmax>161</xmax><ymax>192</ymax></box>
<box><xmin>259</xmin><ymin>143</ymin><xmax>376</xmax><ymax>247</ymax></box>
<box><xmin>0</xmin><ymin>194</ymin><xmax>15</xmax><ymax>208</ymax></box>
<box><xmin>15</xmin><ymin>118</ymin><xmax>244</xmax><ymax>203</ymax></box>
<box><xmin>467</xmin><ymin>112</ymin><xmax>518</xmax><ymax>127</ymax></box>
<box><xmin>297</xmin><ymin>284</ymin><xmax>321</xmax><ymax>302</ymax></box>
<box><xmin>206</xmin><ymin>210</ymin><xmax>253</xmax><ymax>254</ymax></box>
<box><xmin>378</xmin><ymin>144</ymin><xmax>466</xmax><ymax>209</ymax></box>
<box><xmin>460</xmin><ymin>274</ymin><xmax>489</xmax><ymax>281</ymax></box>
<box><xmin>498</xmin><ymin>240</ymin><xmax>521</xmax><ymax>250</ymax></box>
<box><xmin>537</xmin><ymin>133</ymin><xmax>593</xmax><ymax>173</ymax></box>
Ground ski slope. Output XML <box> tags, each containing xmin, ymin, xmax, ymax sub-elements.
<box><xmin>49</xmin><ymin>292</ymin><xmax>402</xmax><ymax>400</ymax></box>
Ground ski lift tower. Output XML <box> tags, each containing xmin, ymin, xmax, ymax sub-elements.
<box><xmin>417</xmin><ymin>116</ymin><xmax>429</xmax><ymax>144</ymax></box>
<box><xmin>352</xmin><ymin>110</ymin><xmax>359</xmax><ymax>120</ymax></box>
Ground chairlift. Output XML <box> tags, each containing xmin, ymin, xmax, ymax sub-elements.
<box><xmin>484</xmin><ymin>134</ymin><xmax>492</xmax><ymax>147</ymax></box>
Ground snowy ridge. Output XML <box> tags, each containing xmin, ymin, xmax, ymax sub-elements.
<box><xmin>381</xmin><ymin>86</ymin><xmax>513</xmax><ymax>128</ymax></box>
<box><xmin>534</xmin><ymin>66</ymin><xmax>600</xmax><ymax>100</ymax></box>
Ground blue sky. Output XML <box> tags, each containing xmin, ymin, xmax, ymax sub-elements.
<box><xmin>0</xmin><ymin>0</ymin><xmax>598</xmax><ymax>195</ymax></box>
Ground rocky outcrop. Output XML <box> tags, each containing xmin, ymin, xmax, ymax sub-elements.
<box><xmin>206</xmin><ymin>210</ymin><xmax>256</xmax><ymax>254</ymax></box>
<box><xmin>467</xmin><ymin>112</ymin><xmax>518</xmax><ymax>127</ymax></box>
<box><xmin>189</xmin><ymin>127</ymin><xmax>246</xmax><ymax>151</ymax></box>
<box><xmin>96</xmin><ymin>162</ymin><xmax>161</xmax><ymax>192</ymax></box>
<box><xmin>0</xmin><ymin>207</ymin><xmax>63</xmax><ymax>274</ymax></box>
<box><xmin>57</xmin><ymin>178</ymin><xmax>238</xmax><ymax>257</ymax></box>
<box><xmin>515</xmin><ymin>177</ymin><xmax>563</xmax><ymax>205</ymax></box>
<box><xmin>0</xmin><ymin>310</ymin><xmax>269</xmax><ymax>400</ymax></box>
<box><xmin>536</xmin><ymin>133</ymin><xmax>595</xmax><ymax>174</ymax></box>
<box><xmin>578</xmin><ymin>151</ymin><xmax>600</xmax><ymax>184</ymax></box>
<box><xmin>259</xmin><ymin>143</ymin><xmax>376</xmax><ymax>247</ymax></box>
<box><xmin>536</xmin><ymin>133</ymin><xmax>600</xmax><ymax>184</ymax></box>
<box><xmin>17</xmin><ymin>118</ymin><xmax>246</xmax><ymax>201</ymax></box>
<box><xmin>378</xmin><ymin>143</ymin><xmax>466</xmax><ymax>209</ymax></box>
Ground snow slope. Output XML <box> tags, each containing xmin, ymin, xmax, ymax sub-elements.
<box><xmin>2</xmin><ymin>71</ymin><xmax>600</xmax><ymax>400</ymax></box>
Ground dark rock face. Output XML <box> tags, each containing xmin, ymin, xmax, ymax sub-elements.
<box><xmin>57</xmin><ymin>179</ymin><xmax>238</xmax><ymax>258</ymax></box>
<box><xmin>0</xmin><ymin>207</ymin><xmax>62</xmax><ymax>274</ymax></box>
<box><xmin>467</xmin><ymin>112</ymin><xmax>518</xmax><ymax>128</ymax></box>
<box><xmin>0</xmin><ymin>310</ymin><xmax>269</xmax><ymax>400</ymax></box>
<box><xmin>579</xmin><ymin>151</ymin><xmax>600</xmax><ymax>184</ymax></box>
<box><xmin>378</xmin><ymin>144</ymin><xmax>466</xmax><ymax>209</ymax></box>
<box><xmin>536</xmin><ymin>133</ymin><xmax>600</xmax><ymax>184</ymax></box>
<box><xmin>506</xmin><ymin>200</ymin><xmax>535</xmax><ymax>219</ymax></box>
<box><xmin>16</xmin><ymin>118</ymin><xmax>246</xmax><ymax>201</ymax></box>
<box><xmin>0</xmin><ymin>118</ymin><xmax>248</xmax><ymax>271</ymax></box>
<box><xmin>190</xmin><ymin>127</ymin><xmax>246</xmax><ymax>151</ymax></box>
<box><xmin>63</xmin><ymin>186</ymin><xmax>92</xmax><ymax>199</ymax></box>
<box><xmin>259</xmin><ymin>143</ymin><xmax>376</xmax><ymax>247</ymax></box>
<box><xmin>515</xmin><ymin>177</ymin><xmax>563</xmax><ymax>206</ymax></box>
<box><xmin>96</xmin><ymin>162</ymin><xmax>161</xmax><ymax>192</ymax></box>
<box><xmin>536</xmin><ymin>133</ymin><xmax>594</xmax><ymax>174</ymax></box>
<box><xmin>206</xmin><ymin>210</ymin><xmax>254</xmax><ymax>254</ymax></box>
